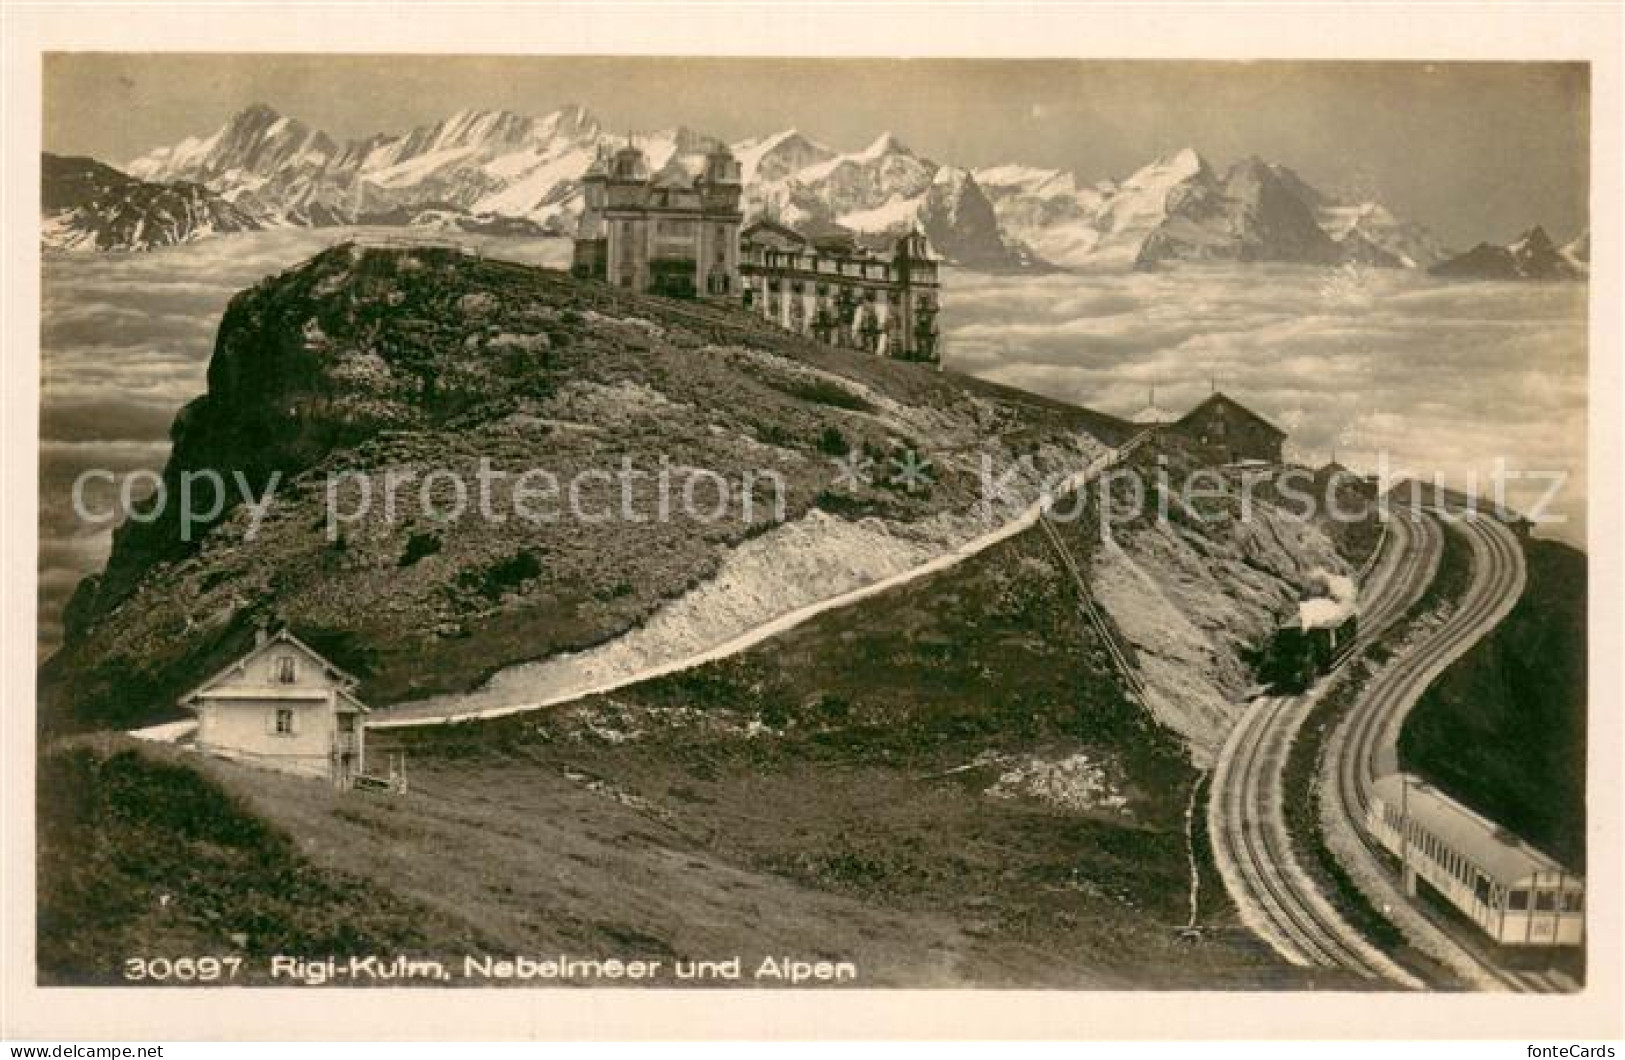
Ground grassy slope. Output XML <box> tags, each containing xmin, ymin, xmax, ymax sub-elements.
<box><xmin>41</xmin><ymin>499</ymin><xmax>1333</xmax><ymax>987</ymax></box>
<box><xmin>38</xmin><ymin>250</ymin><xmax>1384</xmax><ymax>988</ymax></box>
<box><xmin>355</xmin><ymin>509</ymin><xmax>1324</xmax><ymax>988</ymax></box>
<box><xmin>43</xmin><ymin>246</ymin><xmax>1126</xmax><ymax>733</ymax></box>
<box><xmin>1399</xmin><ymin>538</ymin><xmax>1587</xmax><ymax>869</ymax></box>
<box><xmin>37</xmin><ymin>468</ymin><xmax>1360</xmax><ymax>988</ymax></box>
<box><xmin>37</xmin><ymin>738</ymin><xmax>490</xmax><ymax>984</ymax></box>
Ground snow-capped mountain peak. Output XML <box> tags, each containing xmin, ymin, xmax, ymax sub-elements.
<box><xmin>97</xmin><ymin>106</ymin><xmax>1465</xmax><ymax>276</ymax></box>
<box><xmin>1560</xmin><ymin>229</ymin><xmax>1589</xmax><ymax>271</ymax></box>
<box><xmin>1508</xmin><ymin>225</ymin><xmax>1554</xmax><ymax>256</ymax></box>
<box><xmin>858</xmin><ymin>130</ymin><xmax>912</xmax><ymax>160</ymax></box>
<box><xmin>1430</xmin><ymin>223</ymin><xmax>1583</xmax><ymax>280</ymax></box>
<box><xmin>535</xmin><ymin>103</ymin><xmax>601</xmax><ymax>141</ymax></box>
<box><xmin>43</xmin><ymin>152</ymin><xmax>261</xmax><ymax>251</ymax></box>
<box><xmin>733</xmin><ymin>128</ymin><xmax>837</xmax><ymax>185</ymax></box>
<box><xmin>1132</xmin><ymin>147</ymin><xmax>1209</xmax><ymax>187</ymax></box>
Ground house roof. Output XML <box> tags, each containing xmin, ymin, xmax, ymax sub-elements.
<box><xmin>1131</xmin><ymin>403</ymin><xmax>1177</xmax><ymax>425</ymax></box>
<box><xmin>1175</xmin><ymin>391</ymin><xmax>1288</xmax><ymax>439</ymax></box>
<box><xmin>177</xmin><ymin>628</ymin><xmax>364</xmax><ymax>710</ymax></box>
<box><xmin>1371</xmin><ymin>774</ymin><xmax>1579</xmax><ymax>888</ymax></box>
<box><xmin>335</xmin><ymin>685</ymin><xmax>373</xmax><ymax>714</ymax></box>
<box><xmin>742</xmin><ymin>218</ymin><xmax>811</xmax><ymax>247</ymax></box>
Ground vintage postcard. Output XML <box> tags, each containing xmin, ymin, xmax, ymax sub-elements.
<box><xmin>3</xmin><ymin>1</ymin><xmax>1621</xmax><ymax>1044</ymax></box>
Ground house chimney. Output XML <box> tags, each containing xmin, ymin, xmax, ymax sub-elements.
<box><xmin>254</xmin><ymin>625</ymin><xmax>270</xmax><ymax>648</ymax></box>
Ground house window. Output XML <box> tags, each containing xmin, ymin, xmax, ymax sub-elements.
<box><xmin>274</xmin><ymin>708</ymin><xmax>295</xmax><ymax>735</ymax></box>
<box><xmin>338</xmin><ymin>714</ymin><xmax>356</xmax><ymax>733</ymax></box>
<box><xmin>275</xmin><ymin>656</ymin><xmax>297</xmax><ymax>684</ymax></box>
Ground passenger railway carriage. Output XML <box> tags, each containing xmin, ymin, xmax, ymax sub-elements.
<box><xmin>1367</xmin><ymin>774</ymin><xmax>1584</xmax><ymax>947</ymax></box>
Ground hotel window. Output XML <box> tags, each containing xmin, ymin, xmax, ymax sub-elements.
<box><xmin>275</xmin><ymin>656</ymin><xmax>297</xmax><ymax>684</ymax></box>
<box><xmin>274</xmin><ymin>708</ymin><xmax>295</xmax><ymax>735</ymax></box>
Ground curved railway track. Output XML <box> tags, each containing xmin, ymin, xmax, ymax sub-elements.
<box><xmin>1207</xmin><ymin>510</ymin><xmax>1439</xmax><ymax>986</ymax></box>
<box><xmin>1214</xmin><ymin>694</ymin><xmax>1409</xmax><ymax>976</ymax></box>
<box><xmin>1322</xmin><ymin>510</ymin><xmax>1549</xmax><ymax>992</ymax></box>
<box><xmin>1334</xmin><ymin>512</ymin><xmax>1515</xmax><ymax>831</ymax></box>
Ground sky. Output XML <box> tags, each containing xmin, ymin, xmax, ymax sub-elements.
<box><xmin>44</xmin><ymin>55</ymin><xmax>1589</xmax><ymax>247</ymax></box>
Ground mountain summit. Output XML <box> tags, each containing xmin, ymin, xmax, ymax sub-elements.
<box><xmin>42</xmin><ymin>153</ymin><xmax>261</xmax><ymax>251</ymax></box>
<box><xmin>1430</xmin><ymin>225</ymin><xmax>1585</xmax><ymax>280</ymax></box>
<box><xmin>72</xmin><ymin>106</ymin><xmax>1471</xmax><ymax>273</ymax></box>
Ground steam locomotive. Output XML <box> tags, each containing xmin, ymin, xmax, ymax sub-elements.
<box><xmin>1257</xmin><ymin>609</ymin><xmax>1360</xmax><ymax>694</ymax></box>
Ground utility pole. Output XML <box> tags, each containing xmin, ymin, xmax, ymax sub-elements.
<box><xmin>1400</xmin><ymin>775</ymin><xmax>1418</xmax><ymax>897</ymax></box>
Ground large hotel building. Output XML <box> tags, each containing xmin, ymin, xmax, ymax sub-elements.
<box><xmin>738</xmin><ymin>220</ymin><xmax>940</xmax><ymax>363</ymax></box>
<box><xmin>572</xmin><ymin>142</ymin><xmax>941</xmax><ymax>364</ymax></box>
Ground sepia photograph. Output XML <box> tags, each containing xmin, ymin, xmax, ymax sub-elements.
<box><xmin>4</xmin><ymin>1</ymin><xmax>1622</xmax><ymax>1047</ymax></box>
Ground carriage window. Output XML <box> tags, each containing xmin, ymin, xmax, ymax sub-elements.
<box><xmin>1474</xmin><ymin>875</ymin><xmax>1491</xmax><ymax>905</ymax></box>
<box><xmin>1508</xmin><ymin>889</ymin><xmax>1530</xmax><ymax>911</ymax></box>
<box><xmin>1534</xmin><ymin>891</ymin><xmax>1558</xmax><ymax>912</ymax></box>
<box><xmin>1561</xmin><ymin>892</ymin><xmax>1584</xmax><ymax>913</ymax></box>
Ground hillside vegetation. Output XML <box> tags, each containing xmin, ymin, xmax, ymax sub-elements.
<box><xmin>1400</xmin><ymin>538</ymin><xmax>1587</xmax><ymax>868</ymax></box>
<box><xmin>43</xmin><ymin>244</ymin><xmax>1123</xmax><ymax>732</ymax></box>
<box><xmin>37</xmin><ymin>245</ymin><xmax>1387</xmax><ymax>989</ymax></box>
<box><xmin>38</xmin><ymin>739</ymin><xmax>488</xmax><ymax>983</ymax></box>
<box><xmin>119</xmin><ymin>492</ymin><xmax>1348</xmax><ymax>988</ymax></box>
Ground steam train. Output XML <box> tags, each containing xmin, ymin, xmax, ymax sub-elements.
<box><xmin>1257</xmin><ymin>609</ymin><xmax>1360</xmax><ymax>694</ymax></box>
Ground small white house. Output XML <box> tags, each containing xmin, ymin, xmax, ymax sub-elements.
<box><xmin>178</xmin><ymin>628</ymin><xmax>368</xmax><ymax>788</ymax></box>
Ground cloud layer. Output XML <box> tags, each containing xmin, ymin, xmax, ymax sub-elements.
<box><xmin>942</xmin><ymin>263</ymin><xmax>1588</xmax><ymax>545</ymax></box>
<box><xmin>36</xmin><ymin>229</ymin><xmax>570</xmax><ymax>654</ymax></box>
<box><xmin>37</xmin><ymin>236</ymin><xmax>1586</xmax><ymax>657</ymax></box>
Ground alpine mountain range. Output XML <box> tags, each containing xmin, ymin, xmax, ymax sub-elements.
<box><xmin>42</xmin><ymin>101</ymin><xmax>1588</xmax><ymax>277</ymax></box>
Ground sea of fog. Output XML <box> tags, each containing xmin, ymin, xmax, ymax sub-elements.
<box><xmin>944</xmin><ymin>262</ymin><xmax>1587</xmax><ymax>544</ymax></box>
<box><xmin>37</xmin><ymin>233</ymin><xmax>1586</xmax><ymax>656</ymax></box>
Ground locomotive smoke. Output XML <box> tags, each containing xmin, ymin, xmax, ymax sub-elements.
<box><xmin>1298</xmin><ymin>569</ymin><xmax>1358</xmax><ymax>630</ymax></box>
